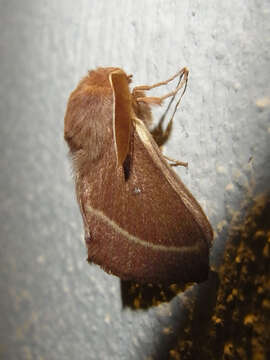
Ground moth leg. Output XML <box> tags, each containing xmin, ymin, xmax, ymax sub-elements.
<box><xmin>164</xmin><ymin>155</ymin><xmax>188</xmax><ymax>168</ymax></box>
<box><xmin>133</xmin><ymin>67</ymin><xmax>188</xmax><ymax>93</ymax></box>
<box><xmin>133</xmin><ymin>68</ymin><xmax>188</xmax><ymax>104</ymax></box>
<box><xmin>135</xmin><ymin>67</ymin><xmax>189</xmax><ymax>147</ymax></box>
<box><xmin>135</xmin><ymin>96</ymin><xmax>163</xmax><ymax>105</ymax></box>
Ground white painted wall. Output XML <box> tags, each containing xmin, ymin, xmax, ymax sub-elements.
<box><xmin>0</xmin><ymin>1</ymin><xmax>269</xmax><ymax>359</ymax></box>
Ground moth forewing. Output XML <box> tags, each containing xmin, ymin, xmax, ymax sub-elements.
<box><xmin>109</xmin><ymin>69</ymin><xmax>133</xmax><ymax>166</ymax></box>
<box><xmin>133</xmin><ymin>117</ymin><xmax>213</xmax><ymax>247</ymax></box>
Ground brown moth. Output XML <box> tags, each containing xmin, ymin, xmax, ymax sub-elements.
<box><xmin>64</xmin><ymin>67</ymin><xmax>213</xmax><ymax>284</ymax></box>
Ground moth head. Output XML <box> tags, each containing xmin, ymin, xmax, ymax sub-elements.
<box><xmin>86</xmin><ymin>67</ymin><xmax>120</xmax><ymax>87</ymax></box>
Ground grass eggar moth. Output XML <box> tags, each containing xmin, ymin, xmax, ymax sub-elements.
<box><xmin>64</xmin><ymin>67</ymin><xmax>213</xmax><ymax>284</ymax></box>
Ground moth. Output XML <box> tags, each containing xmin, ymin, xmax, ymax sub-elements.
<box><xmin>64</xmin><ymin>67</ymin><xmax>213</xmax><ymax>284</ymax></box>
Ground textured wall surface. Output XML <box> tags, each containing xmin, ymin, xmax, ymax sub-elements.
<box><xmin>0</xmin><ymin>1</ymin><xmax>269</xmax><ymax>359</ymax></box>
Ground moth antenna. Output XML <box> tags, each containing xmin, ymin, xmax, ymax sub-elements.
<box><xmin>167</xmin><ymin>72</ymin><xmax>188</xmax><ymax>124</ymax></box>
<box><xmin>159</xmin><ymin>73</ymin><xmax>183</xmax><ymax>125</ymax></box>
<box><xmin>148</xmin><ymin>71</ymin><xmax>185</xmax><ymax>147</ymax></box>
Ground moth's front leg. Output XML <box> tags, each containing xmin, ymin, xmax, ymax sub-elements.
<box><xmin>163</xmin><ymin>155</ymin><xmax>188</xmax><ymax>168</ymax></box>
